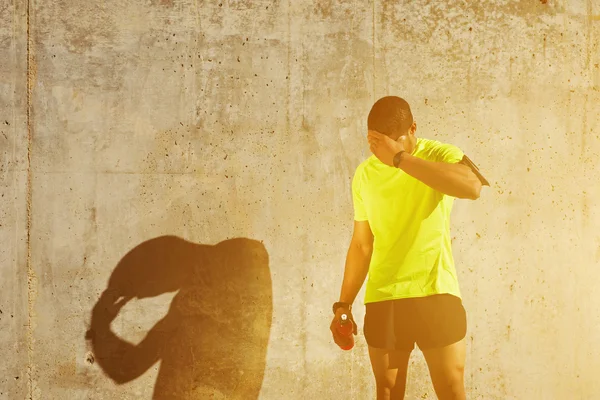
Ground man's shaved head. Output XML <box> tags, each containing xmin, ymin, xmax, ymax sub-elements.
<box><xmin>367</xmin><ymin>96</ymin><xmax>414</xmax><ymax>138</ymax></box>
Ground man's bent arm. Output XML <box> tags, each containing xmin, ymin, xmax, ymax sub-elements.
<box><xmin>399</xmin><ymin>154</ymin><xmax>483</xmax><ymax>200</ymax></box>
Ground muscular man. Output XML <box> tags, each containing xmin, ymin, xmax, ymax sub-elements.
<box><xmin>330</xmin><ymin>96</ymin><xmax>489</xmax><ymax>400</ymax></box>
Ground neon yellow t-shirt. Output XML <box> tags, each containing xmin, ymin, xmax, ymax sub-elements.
<box><xmin>352</xmin><ymin>137</ymin><xmax>464</xmax><ymax>304</ymax></box>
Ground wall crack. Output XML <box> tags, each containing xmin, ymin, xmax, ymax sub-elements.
<box><xmin>25</xmin><ymin>0</ymin><xmax>36</xmax><ymax>398</ymax></box>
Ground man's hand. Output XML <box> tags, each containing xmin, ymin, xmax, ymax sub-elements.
<box><xmin>330</xmin><ymin>305</ymin><xmax>357</xmax><ymax>348</ymax></box>
<box><xmin>367</xmin><ymin>130</ymin><xmax>406</xmax><ymax>167</ymax></box>
<box><xmin>89</xmin><ymin>290</ymin><xmax>133</xmax><ymax>332</ymax></box>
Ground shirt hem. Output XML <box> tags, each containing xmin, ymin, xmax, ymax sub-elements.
<box><xmin>364</xmin><ymin>291</ymin><xmax>462</xmax><ymax>304</ymax></box>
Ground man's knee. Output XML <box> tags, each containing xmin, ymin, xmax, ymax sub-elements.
<box><xmin>374</xmin><ymin>374</ymin><xmax>396</xmax><ymax>391</ymax></box>
<box><xmin>436</xmin><ymin>366</ymin><xmax>465</xmax><ymax>399</ymax></box>
<box><xmin>450</xmin><ymin>363</ymin><xmax>464</xmax><ymax>378</ymax></box>
<box><xmin>374</xmin><ymin>377</ymin><xmax>406</xmax><ymax>400</ymax></box>
<box><xmin>447</xmin><ymin>374</ymin><xmax>464</xmax><ymax>394</ymax></box>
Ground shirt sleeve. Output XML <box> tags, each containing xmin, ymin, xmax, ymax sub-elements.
<box><xmin>351</xmin><ymin>168</ymin><xmax>368</xmax><ymax>221</ymax></box>
<box><xmin>430</xmin><ymin>141</ymin><xmax>464</xmax><ymax>164</ymax></box>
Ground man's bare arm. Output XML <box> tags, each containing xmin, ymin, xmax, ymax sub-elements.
<box><xmin>338</xmin><ymin>220</ymin><xmax>373</xmax><ymax>305</ymax></box>
<box><xmin>366</xmin><ymin>130</ymin><xmax>488</xmax><ymax>200</ymax></box>
<box><xmin>398</xmin><ymin>154</ymin><xmax>486</xmax><ymax>200</ymax></box>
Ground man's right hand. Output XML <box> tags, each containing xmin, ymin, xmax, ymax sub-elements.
<box><xmin>330</xmin><ymin>305</ymin><xmax>357</xmax><ymax>348</ymax></box>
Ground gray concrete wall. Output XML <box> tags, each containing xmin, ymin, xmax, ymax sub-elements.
<box><xmin>1</xmin><ymin>0</ymin><xmax>599</xmax><ymax>399</ymax></box>
<box><xmin>1</xmin><ymin>0</ymin><xmax>29</xmax><ymax>399</ymax></box>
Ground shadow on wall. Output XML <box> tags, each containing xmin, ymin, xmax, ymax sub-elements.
<box><xmin>85</xmin><ymin>235</ymin><xmax>272</xmax><ymax>399</ymax></box>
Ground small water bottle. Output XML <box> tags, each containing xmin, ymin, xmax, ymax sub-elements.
<box><xmin>336</xmin><ymin>313</ymin><xmax>354</xmax><ymax>350</ymax></box>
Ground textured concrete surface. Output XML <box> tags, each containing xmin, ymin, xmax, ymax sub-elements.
<box><xmin>1</xmin><ymin>0</ymin><xmax>600</xmax><ymax>399</ymax></box>
<box><xmin>0</xmin><ymin>0</ymin><xmax>29</xmax><ymax>399</ymax></box>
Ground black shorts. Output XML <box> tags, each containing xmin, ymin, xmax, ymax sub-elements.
<box><xmin>363</xmin><ymin>294</ymin><xmax>467</xmax><ymax>351</ymax></box>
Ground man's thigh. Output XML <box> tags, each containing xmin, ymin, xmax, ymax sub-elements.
<box><xmin>421</xmin><ymin>338</ymin><xmax>466</xmax><ymax>374</ymax></box>
<box><xmin>421</xmin><ymin>338</ymin><xmax>466</xmax><ymax>399</ymax></box>
<box><xmin>368</xmin><ymin>346</ymin><xmax>412</xmax><ymax>392</ymax></box>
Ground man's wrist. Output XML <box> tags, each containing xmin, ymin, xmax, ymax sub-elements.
<box><xmin>332</xmin><ymin>301</ymin><xmax>352</xmax><ymax>314</ymax></box>
<box><xmin>393</xmin><ymin>150</ymin><xmax>406</xmax><ymax>168</ymax></box>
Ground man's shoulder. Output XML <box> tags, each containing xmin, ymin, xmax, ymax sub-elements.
<box><xmin>354</xmin><ymin>155</ymin><xmax>375</xmax><ymax>172</ymax></box>
<box><xmin>417</xmin><ymin>137</ymin><xmax>455</xmax><ymax>149</ymax></box>
<box><xmin>416</xmin><ymin>137</ymin><xmax>462</xmax><ymax>160</ymax></box>
<box><xmin>351</xmin><ymin>156</ymin><xmax>377</xmax><ymax>187</ymax></box>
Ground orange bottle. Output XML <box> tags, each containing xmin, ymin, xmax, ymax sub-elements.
<box><xmin>336</xmin><ymin>313</ymin><xmax>354</xmax><ymax>350</ymax></box>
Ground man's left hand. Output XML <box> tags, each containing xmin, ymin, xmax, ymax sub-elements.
<box><xmin>367</xmin><ymin>130</ymin><xmax>405</xmax><ymax>167</ymax></box>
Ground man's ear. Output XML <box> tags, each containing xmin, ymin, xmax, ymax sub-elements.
<box><xmin>409</xmin><ymin>121</ymin><xmax>417</xmax><ymax>136</ymax></box>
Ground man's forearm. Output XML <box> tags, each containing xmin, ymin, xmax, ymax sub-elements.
<box><xmin>399</xmin><ymin>154</ymin><xmax>481</xmax><ymax>199</ymax></box>
<box><xmin>338</xmin><ymin>243</ymin><xmax>372</xmax><ymax>305</ymax></box>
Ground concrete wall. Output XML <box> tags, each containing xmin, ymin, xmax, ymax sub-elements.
<box><xmin>1</xmin><ymin>0</ymin><xmax>599</xmax><ymax>398</ymax></box>
<box><xmin>1</xmin><ymin>0</ymin><xmax>29</xmax><ymax>399</ymax></box>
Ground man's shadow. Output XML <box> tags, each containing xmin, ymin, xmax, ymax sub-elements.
<box><xmin>85</xmin><ymin>235</ymin><xmax>272</xmax><ymax>399</ymax></box>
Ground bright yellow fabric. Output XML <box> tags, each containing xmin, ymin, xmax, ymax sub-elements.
<box><xmin>352</xmin><ymin>137</ymin><xmax>464</xmax><ymax>304</ymax></box>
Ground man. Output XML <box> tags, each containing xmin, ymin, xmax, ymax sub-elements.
<box><xmin>330</xmin><ymin>96</ymin><xmax>489</xmax><ymax>400</ymax></box>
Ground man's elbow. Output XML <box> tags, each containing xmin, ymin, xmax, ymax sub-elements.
<box><xmin>350</xmin><ymin>240</ymin><xmax>373</xmax><ymax>257</ymax></box>
<box><xmin>468</xmin><ymin>181</ymin><xmax>482</xmax><ymax>200</ymax></box>
<box><xmin>456</xmin><ymin>181</ymin><xmax>482</xmax><ymax>200</ymax></box>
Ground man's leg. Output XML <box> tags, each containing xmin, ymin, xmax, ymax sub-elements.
<box><xmin>421</xmin><ymin>338</ymin><xmax>466</xmax><ymax>400</ymax></box>
<box><xmin>414</xmin><ymin>294</ymin><xmax>467</xmax><ymax>400</ymax></box>
<box><xmin>368</xmin><ymin>346</ymin><xmax>412</xmax><ymax>400</ymax></box>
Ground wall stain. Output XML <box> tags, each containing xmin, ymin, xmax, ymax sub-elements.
<box><xmin>46</xmin><ymin>2</ymin><xmax>117</xmax><ymax>54</ymax></box>
<box><xmin>314</xmin><ymin>0</ymin><xmax>332</xmax><ymax>19</ymax></box>
<box><xmin>151</xmin><ymin>0</ymin><xmax>175</xmax><ymax>7</ymax></box>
